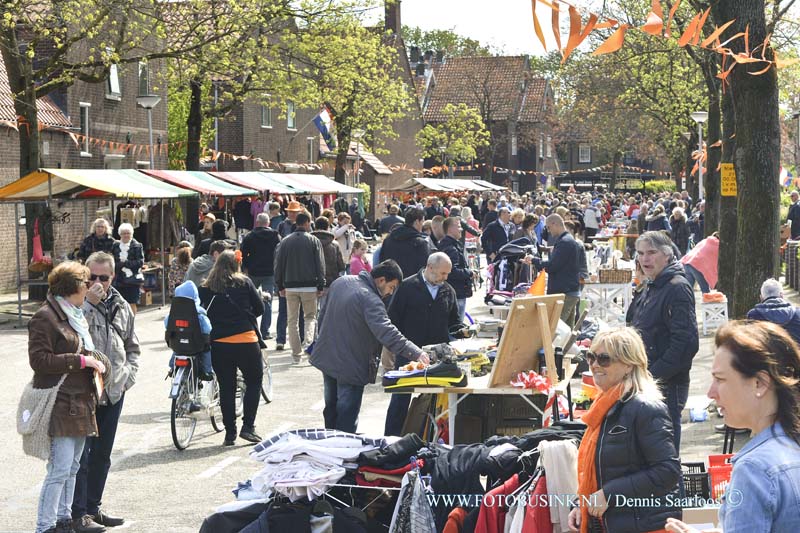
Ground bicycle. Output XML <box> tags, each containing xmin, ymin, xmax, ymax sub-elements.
<box><xmin>260</xmin><ymin>349</ymin><xmax>273</xmax><ymax>403</ymax></box>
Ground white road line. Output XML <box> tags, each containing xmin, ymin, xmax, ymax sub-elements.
<box><xmin>197</xmin><ymin>456</ymin><xmax>240</xmax><ymax>478</ymax></box>
<box><xmin>310</xmin><ymin>399</ymin><xmax>325</xmax><ymax>412</ymax></box>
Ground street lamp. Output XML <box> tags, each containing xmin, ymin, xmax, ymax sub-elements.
<box><xmin>137</xmin><ymin>95</ymin><xmax>161</xmax><ymax>169</ymax></box>
<box><xmin>438</xmin><ymin>145</ymin><xmax>447</xmax><ymax>178</ymax></box>
<box><xmin>352</xmin><ymin>129</ymin><xmax>365</xmax><ymax>186</ymax></box>
<box><xmin>691</xmin><ymin>111</ymin><xmax>708</xmax><ymax>200</ymax></box>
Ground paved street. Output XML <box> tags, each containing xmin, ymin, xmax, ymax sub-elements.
<box><xmin>0</xmin><ymin>284</ymin><xmax>753</xmax><ymax>532</ymax></box>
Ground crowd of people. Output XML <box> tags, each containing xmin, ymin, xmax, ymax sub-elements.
<box><xmin>23</xmin><ymin>185</ymin><xmax>800</xmax><ymax>533</ymax></box>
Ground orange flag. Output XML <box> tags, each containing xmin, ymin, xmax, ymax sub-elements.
<box><xmin>665</xmin><ymin>0</ymin><xmax>681</xmax><ymax>37</ymax></box>
<box><xmin>532</xmin><ymin>0</ymin><xmax>548</xmax><ymax>51</ymax></box>
<box><xmin>642</xmin><ymin>0</ymin><xmax>663</xmax><ymax>36</ymax></box>
<box><xmin>552</xmin><ymin>2</ymin><xmax>561</xmax><ymax>51</ymax></box>
<box><xmin>562</xmin><ymin>6</ymin><xmax>586</xmax><ymax>63</ymax></box>
<box><xmin>592</xmin><ymin>24</ymin><xmax>629</xmax><ymax>55</ymax></box>
<box><xmin>701</xmin><ymin>20</ymin><xmax>736</xmax><ymax>48</ymax></box>
<box><xmin>677</xmin><ymin>11</ymin><xmax>703</xmax><ymax>47</ymax></box>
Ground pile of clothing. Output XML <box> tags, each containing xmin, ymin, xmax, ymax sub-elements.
<box><xmin>382</xmin><ymin>361</ymin><xmax>467</xmax><ymax>389</ymax></box>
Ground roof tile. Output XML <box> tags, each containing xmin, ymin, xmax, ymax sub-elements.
<box><xmin>0</xmin><ymin>59</ymin><xmax>72</xmax><ymax>128</ymax></box>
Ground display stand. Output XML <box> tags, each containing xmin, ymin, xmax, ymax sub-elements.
<box><xmin>582</xmin><ymin>282</ymin><xmax>632</xmax><ymax>325</ymax></box>
<box><xmin>388</xmin><ymin>295</ymin><xmax>577</xmax><ymax>443</ymax></box>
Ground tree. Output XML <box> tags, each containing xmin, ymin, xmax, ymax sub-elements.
<box><xmin>402</xmin><ymin>26</ymin><xmax>493</xmax><ymax>57</ymax></box>
<box><xmin>415</xmin><ymin>103</ymin><xmax>490</xmax><ymax>168</ymax></box>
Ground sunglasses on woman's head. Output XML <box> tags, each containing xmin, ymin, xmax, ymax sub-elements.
<box><xmin>89</xmin><ymin>274</ymin><xmax>111</xmax><ymax>282</ymax></box>
<box><xmin>586</xmin><ymin>351</ymin><xmax>613</xmax><ymax>367</ymax></box>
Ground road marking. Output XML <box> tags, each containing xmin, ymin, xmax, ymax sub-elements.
<box><xmin>197</xmin><ymin>456</ymin><xmax>240</xmax><ymax>478</ymax></box>
<box><xmin>310</xmin><ymin>399</ymin><xmax>325</xmax><ymax>412</ymax></box>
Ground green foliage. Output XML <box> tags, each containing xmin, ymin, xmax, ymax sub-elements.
<box><xmin>356</xmin><ymin>183</ymin><xmax>371</xmax><ymax>207</ymax></box>
<box><xmin>401</xmin><ymin>26</ymin><xmax>493</xmax><ymax>57</ymax></box>
<box><xmin>644</xmin><ymin>180</ymin><xmax>677</xmax><ymax>194</ymax></box>
<box><xmin>415</xmin><ymin>103</ymin><xmax>490</xmax><ymax>164</ymax></box>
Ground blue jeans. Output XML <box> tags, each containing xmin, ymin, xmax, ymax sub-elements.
<box><xmin>276</xmin><ymin>296</ymin><xmax>304</xmax><ymax>346</ymax></box>
<box><xmin>323</xmin><ymin>373</ymin><xmax>365</xmax><ymax>433</ymax></box>
<box><xmin>249</xmin><ymin>275</ymin><xmax>275</xmax><ymax>338</ymax></box>
<box><xmin>72</xmin><ymin>395</ymin><xmax>125</xmax><ymax>519</ymax></box>
<box><xmin>457</xmin><ymin>299</ymin><xmax>467</xmax><ymax>324</ymax></box>
<box><xmin>663</xmin><ymin>381</ymin><xmax>690</xmax><ymax>454</ymax></box>
<box><xmin>384</xmin><ymin>355</ymin><xmax>413</xmax><ymax>437</ymax></box>
<box><xmin>683</xmin><ymin>264</ymin><xmax>710</xmax><ymax>293</ymax></box>
<box><xmin>37</xmin><ymin>436</ymin><xmax>85</xmax><ymax>532</ymax></box>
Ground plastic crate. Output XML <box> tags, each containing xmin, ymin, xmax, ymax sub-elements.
<box><xmin>709</xmin><ymin>464</ymin><xmax>733</xmax><ymax>499</ymax></box>
<box><xmin>682</xmin><ymin>462</ymin><xmax>710</xmax><ymax>500</ymax></box>
<box><xmin>708</xmin><ymin>453</ymin><xmax>733</xmax><ymax>468</ymax></box>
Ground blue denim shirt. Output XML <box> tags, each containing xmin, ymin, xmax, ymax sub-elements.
<box><xmin>719</xmin><ymin>422</ymin><xmax>800</xmax><ymax>532</ymax></box>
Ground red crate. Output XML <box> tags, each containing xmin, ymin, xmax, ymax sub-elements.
<box><xmin>709</xmin><ymin>464</ymin><xmax>733</xmax><ymax>500</ymax></box>
<box><xmin>708</xmin><ymin>454</ymin><xmax>733</xmax><ymax>468</ymax></box>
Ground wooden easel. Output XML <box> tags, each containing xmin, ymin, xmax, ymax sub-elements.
<box><xmin>487</xmin><ymin>294</ymin><xmax>565</xmax><ymax>387</ymax></box>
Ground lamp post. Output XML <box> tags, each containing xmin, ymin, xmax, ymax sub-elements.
<box><xmin>136</xmin><ymin>95</ymin><xmax>161</xmax><ymax>169</ymax></box>
<box><xmin>353</xmin><ymin>129</ymin><xmax>365</xmax><ymax>186</ymax></box>
<box><xmin>438</xmin><ymin>145</ymin><xmax>447</xmax><ymax>178</ymax></box>
<box><xmin>691</xmin><ymin>111</ymin><xmax>708</xmax><ymax>200</ymax></box>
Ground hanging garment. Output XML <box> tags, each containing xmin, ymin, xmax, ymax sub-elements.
<box><xmin>538</xmin><ymin>440</ymin><xmax>578</xmax><ymax>533</ymax></box>
<box><xmin>148</xmin><ymin>202</ymin><xmax>181</xmax><ymax>249</ymax></box>
<box><xmin>389</xmin><ymin>470</ymin><xmax>436</xmax><ymax>533</ymax></box>
<box><xmin>474</xmin><ymin>474</ymin><xmax>521</xmax><ymax>533</ymax></box>
<box><xmin>520</xmin><ymin>475</ymin><xmax>552</xmax><ymax>533</ymax></box>
<box><xmin>234</xmin><ymin>199</ymin><xmax>254</xmax><ymax>230</ymax></box>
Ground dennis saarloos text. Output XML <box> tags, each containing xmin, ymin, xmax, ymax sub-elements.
<box><xmin>426</xmin><ymin>493</ymin><xmax>600</xmax><ymax>508</ymax></box>
<box><xmin>612</xmin><ymin>490</ymin><xmax>740</xmax><ymax>509</ymax></box>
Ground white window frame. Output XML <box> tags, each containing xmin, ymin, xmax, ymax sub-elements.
<box><xmin>539</xmin><ymin>134</ymin><xmax>544</xmax><ymax>158</ymax></box>
<box><xmin>106</xmin><ymin>64</ymin><xmax>121</xmax><ymax>100</ymax></box>
<box><xmin>579</xmin><ymin>143</ymin><xmax>592</xmax><ymax>163</ymax></box>
<box><xmin>261</xmin><ymin>103</ymin><xmax>272</xmax><ymax>128</ymax></box>
<box><xmin>546</xmin><ymin>136</ymin><xmax>552</xmax><ymax>158</ymax></box>
<box><xmin>307</xmin><ymin>136</ymin><xmax>316</xmax><ymax>162</ymax></box>
<box><xmin>138</xmin><ymin>61</ymin><xmax>149</xmax><ymax>96</ymax></box>
<box><xmin>79</xmin><ymin>102</ymin><xmax>91</xmax><ymax>157</ymax></box>
<box><xmin>511</xmin><ymin>134</ymin><xmax>517</xmax><ymax>156</ymax></box>
<box><xmin>286</xmin><ymin>100</ymin><xmax>296</xmax><ymax>130</ymax></box>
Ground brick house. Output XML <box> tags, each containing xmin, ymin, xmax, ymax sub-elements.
<box><xmin>418</xmin><ymin>55</ymin><xmax>558</xmax><ymax>193</ymax></box>
<box><xmin>0</xmin><ymin>58</ymin><xmax>168</xmax><ymax>291</ymax></box>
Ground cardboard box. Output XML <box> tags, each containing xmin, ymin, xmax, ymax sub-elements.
<box><xmin>682</xmin><ymin>507</ymin><xmax>720</xmax><ymax>529</ymax></box>
<box><xmin>143</xmin><ymin>291</ymin><xmax>153</xmax><ymax>306</ymax></box>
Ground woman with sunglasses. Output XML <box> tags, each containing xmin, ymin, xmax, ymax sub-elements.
<box><xmin>665</xmin><ymin>320</ymin><xmax>800</xmax><ymax>533</ymax></box>
<box><xmin>568</xmin><ymin>327</ymin><xmax>681</xmax><ymax>533</ymax></box>
<box><xmin>28</xmin><ymin>262</ymin><xmax>111</xmax><ymax>533</ymax></box>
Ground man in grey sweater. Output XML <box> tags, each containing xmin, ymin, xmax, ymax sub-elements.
<box><xmin>274</xmin><ymin>212</ymin><xmax>326</xmax><ymax>363</ymax></box>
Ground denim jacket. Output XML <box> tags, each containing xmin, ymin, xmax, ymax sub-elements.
<box><xmin>719</xmin><ymin>422</ymin><xmax>800</xmax><ymax>532</ymax></box>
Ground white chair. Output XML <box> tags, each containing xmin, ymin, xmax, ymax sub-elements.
<box><xmin>701</xmin><ymin>299</ymin><xmax>729</xmax><ymax>335</ymax></box>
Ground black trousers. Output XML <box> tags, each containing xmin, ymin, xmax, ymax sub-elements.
<box><xmin>211</xmin><ymin>341</ymin><xmax>263</xmax><ymax>436</ymax></box>
<box><xmin>72</xmin><ymin>394</ymin><xmax>125</xmax><ymax>519</ymax></box>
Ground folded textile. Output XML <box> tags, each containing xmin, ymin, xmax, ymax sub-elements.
<box><xmin>250</xmin><ymin>433</ymin><xmax>381</xmax><ymax>464</ymax></box>
<box><xmin>250</xmin><ymin>455</ymin><xmax>346</xmax><ymax>502</ymax></box>
<box><xmin>359</xmin><ymin>433</ymin><xmax>425</xmax><ymax>468</ymax></box>
<box><xmin>359</xmin><ymin>459</ymin><xmax>424</xmax><ymax>476</ymax></box>
<box><xmin>383</xmin><ymin>375</ymin><xmax>467</xmax><ymax>389</ymax></box>
<box><xmin>252</xmin><ymin>428</ymin><xmax>386</xmax><ymax>455</ymax></box>
<box><xmin>383</xmin><ymin>361</ymin><xmax>464</xmax><ymax>382</ymax></box>
<box><xmin>355</xmin><ymin>472</ymin><xmax>402</xmax><ymax>488</ymax></box>
<box><xmin>361</xmin><ymin>471</ymin><xmax>403</xmax><ymax>483</ymax></box>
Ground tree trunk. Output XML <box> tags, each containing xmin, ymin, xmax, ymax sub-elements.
<box><xmin>185</xmin><ymin>78</ymin><xmax>203</xmax><ymax>171</ymax></box>
<box><xmin>610</xmin><ymin>150</ymin><xmax>620</xmax><ymax>191</ymax></box>
<box><xmin>703</xmin><ymin>58</ymin><xmax>722</xmax><ymax>236</ymax></box>
<box><xmin>334</xmin><ymin>128</ymin><xmax>349</xmax><ymax>184</ymax></box>
<box><xmin>716</xmin><ymin>88</ymin><xmax>737</xmax><ymax>299</ymax></box>
<box><xmin>716</xmin><ymin>0</ymin><xmax>781</xmax><ymax>318</ymax></box>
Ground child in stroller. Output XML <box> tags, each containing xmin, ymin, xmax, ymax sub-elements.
<box><xmin>165</xmin><ymin>280</ymin><xmax>214</xmax><ymax>381</ymax></box>
<box><xmin>485</xmin><ymin>237</ymin><xmax>538</xmax><ymax>303</ymax></box>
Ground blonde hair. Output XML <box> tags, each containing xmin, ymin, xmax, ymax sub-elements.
<box><xmin>511</xmin><ymin>208</ymin><xmax>525</xmax><ymax>224</ymax></box>
<box><xmin>92</xmin><ymin>218</ymin><xmax>110</xmax><ymax>234</ymax></box>
<box><xmin>591</xmin><ymin>328</ymin><xmax>662</xmax><ymax>401</ymax></box>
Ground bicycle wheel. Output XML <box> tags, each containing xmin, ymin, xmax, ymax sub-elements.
<box><xmin>260</xmin><ymin>351</ymin><xmax>273</xmax><ymax>403</ymax></box>
<box><xmin>170</xmin><ymin>372</ymin><xmax>197</xmax><ymax>450</ymax></box>
<box><xmin>207</xmin><ymin>378</ymin><xmax>223</xmax><ymax>433</ymax></box>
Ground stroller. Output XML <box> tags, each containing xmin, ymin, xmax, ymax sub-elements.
<box><xmin>485</xmin><ymin>237</ymin><xmax>538</xmax><ymax>304</ymax></box>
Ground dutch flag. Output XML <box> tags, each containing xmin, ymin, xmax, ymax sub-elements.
<box><xmin>781</xmin><ymin>166</ymin><xmax>793</xmax><ymax>187</ymax></box>
<box><xmin>313</xmin><ymin>105</ymin><xmax>335</xmax><ymax>150</ymax></box>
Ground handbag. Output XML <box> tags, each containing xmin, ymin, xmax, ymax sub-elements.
<box><xmin>119</xmin><ymin>270</ymin><xmax>145</xmax><ymax>286</ymax></box>
<box><xmin>16</xmin><ymin>374</ymin><xmax>68</xmax><ymax>460</ymax></box>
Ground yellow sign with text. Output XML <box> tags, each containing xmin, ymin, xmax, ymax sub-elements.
<box><xmin>720</xmin><ymin>163</ymin><xmax>737</xmax><ymax>196</ymax></box>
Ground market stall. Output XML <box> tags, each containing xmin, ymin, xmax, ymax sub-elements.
<box><xmin>0</xmin><ymin>168</ymin><xmax>198</xmax><ymax>322</ymax></box>
<box><xmin>382</xmin><ymin>177</ymin><xmax>508</xmax><ymax>193</ymax></box>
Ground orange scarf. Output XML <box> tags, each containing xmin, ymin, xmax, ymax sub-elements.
<box><xmin>577</xmin><ymin>383</ymin><xmax>622</xmax><ymax>533</ymax></box>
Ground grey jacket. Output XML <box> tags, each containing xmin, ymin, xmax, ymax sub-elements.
<box><xmin>184</xmin><ymin>254</ymin><xmax>214</xmax><ymax>288</ymax></box>
<box><xmin>310</xmin><ymin>271</ymin><xmax>421</xmax><ymax>386</ymax></box>
<box><xmin>81</xmin><ymin>286</ymin><xmax>140</xmax><ymax>405</ymax></box>
<box><xmin>274</xmin><ymin>229</ymin><xmax>326</xmax><ymax>291</ymax></box>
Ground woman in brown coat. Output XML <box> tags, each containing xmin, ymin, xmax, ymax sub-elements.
<box><xmin>30</xmin><ymin>262</ymin><xmax>110</xmax><ymax>533</ymax></box>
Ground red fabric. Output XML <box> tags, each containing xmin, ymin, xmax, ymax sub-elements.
<box><xmin>354</xmin><ymin>473</ymin><xmax>400</xmax><ymax>488</ymax></box>
<box><xmin>475</xmin><ymin>474</ymin><xmax>520</xmax><ymax>533</ymax></box>
<box><xmin>359</xmin><ymin>459</ymin><xmax>423</xmax><ymax>476</ymax></box>
<box><xmin>521</xmin><ymin>475</ymin><xmax>551</xmax><ymax>533</ymax></box>
<box><xmin>444</xmin><ymin>507</ymin><xmax>468</xmax><ymax>533</ymax></box>
<box><xmin>680</xmin><ymin>235</ymin><xmax>719</xmax><ymax>288</ymax></box>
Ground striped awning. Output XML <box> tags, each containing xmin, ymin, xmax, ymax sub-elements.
<box><xmin>0</xmin><ymin>168</ymin><xmax>197</xmax><ymax>200</ymax></box>
<box><xmin>142</xmin><ymin>170</ymin><xmax>257</xmax><ymax>197</ymax></box>
<box><xmin>266</xmin><ymin>173</ymin><xmax>363</xmax><ymax>194</ymax></box>
<box><xmin>209</xmin><ymin>172</ymin><xmax>299</xmax><ymax>194</ymax></box>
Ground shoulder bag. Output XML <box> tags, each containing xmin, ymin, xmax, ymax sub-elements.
<box><xmin>17</xmin><ymin>374</ymin><xmax>69</xmax><ymax>460</ymax></box>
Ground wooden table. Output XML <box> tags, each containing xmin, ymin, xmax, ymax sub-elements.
<box><xmin>387</xmin><ymin>363</ymin><xmax>577</xmax><ymax>443</ymax></box>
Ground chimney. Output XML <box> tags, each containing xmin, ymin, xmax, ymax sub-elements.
<box><xmin>435</xmin><ymin>50</ymin><xmax>444</xmax><ymax>63</ymax></box>
<box><xmin>410</xmin><ymin>46</ymin><xmax>420</xmax><ymax>63</ymax></box>
<box><xmin>415</xmin><ymin>63</ymin><xmax>426</xmax><ymax>76</ymax></box>
<box><xmin>385</xmin><ymin>0</ymin><xmax>401</xmax><ymax>35</ymax></box>
<box><xmin>424</xmin><ymin>50</ymin><xmax>434</xmax><ymax>64</ymax></box>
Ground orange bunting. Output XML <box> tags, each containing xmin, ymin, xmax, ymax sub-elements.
<box><xmin>552</xmin><ymin>2</ymin><xmax>562</xmax><ymax>51</ymax></box>
<box><xmin>665</xmin><ymin>0</ymin><xmax>681</xmax><ymax>37</ymax></box>
<box><xmin>701</xmin><ymin>20</ymin><xmax>736</xmax><ymax>48</ymax></box>
<box><xmin>562</xmin><ymin>6</ymin><xmax>586</xmax><ymax>63</ymax></box>
<box><xmin>748</xmin><ymin>62</ymin><xmax>773</xmax><ymax>75</ymax></box>
<box><xmin>776</xmin><ymin>52</ymin><xmax>800</xmax><ymax>69</ymax></box>
<box><xmin>693</xmin><ymin>9</ymin><xmax>711</xmax><ymax>45</ymax></box>
<box><xmin>710</xmin><ymin>140</ymin><xmax>722</xmax><ymax>148</ymax></box>
<box><xmin>532</xmin><ymin>0</ymin><xmax>548</xmax><ymax>51</ymax></box>
<box><xmin>592</xmin><ymin>24</ymin><xmax>629</xmax><ymax>55</ymax></box>
<box><xmin>677</xmin><ymin>11</ymin><xmax>703</xmax><ymax>47</ymax></box>
<box><xmin>594</xmin><ymin>19</ymin><xmax>618</xmax><ymax>30</ymax></box>
<box><xmin>641</xmin><ymin>0</ymin><xmax>663</xmax><ymax>36</ymax></box>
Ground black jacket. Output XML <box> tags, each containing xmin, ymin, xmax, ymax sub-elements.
<box><xmin>480</xmin><ymin>219</ymin><xmax>510</xmax><ymax>258</ymax></box>
<box><xmin>597</xmin><ymin>394</ymin><xmax>682</xmax><ymax>532</ymax></box>
<box><xmin>380</xmin><ymin>225</ymin><xmax>433</xmax><ymax>278</ymax></box>
<box><xmin>241</xmin><ymin>226</ymin><xmax>281</xmax><ymax>277</ymax></box>
<box><xmin>388</xmin><ymin>271</ymin><xmax>460</xmax><ymax>347</ymax></box>
<box><xmin>539</xmin><ymin>231</ymin><xmax>582</xmax><ymax>294</ymax></box>
<box><xmin>311</xmin><ymin>230</ymin><xmax>345</xmax><ymax>287</ymax></box>
<box><xmin>670</xmin><ymin>218</ymin><xmax>691</xmax><ymax>256</ymax></box>
<box><xmin>747</xmin><ymin>297</ymin><xmax>800</xmax><ymax>345</ymax></box>
<box><xmin>274</xmin><ymin>229</ymin><xmax>326</xmax><ymax>291</ymax></box>
<box><xmin>481</xmin><ymin>210</ymin><xmax>498</xmax><ymax>229</ymax></box>
<box><xmin>198</xmin><ymin>278</ymin><xmax>264</xmax><ymax>341</ymax></box>
<box><xmin>111</xmin><ymin>239</ymin><xmax>144</xmax><ymax>280</ymax></box>
<box><xmin>437</xmin><ymin>236</ymin><xmax>473</xmax><ymax>299</ymax></box>
<box><xmin>378</xmin><ymin>214</ymin><xmax>404</xmax><ymax>236</ymax></box>
<box><xmin>789</xmin><ymin>202</ymin><xmax>800</xmax><ymax>239</ymax></box>
<box><xmin>626</xmin><ymin>262</ymin><xmax>698</xmax><ymax>385</ymax></box>
<box><xmin>78</xmin><ymin>233</ymin><xmax>115</xmax><ymax>262</ymax></box>
<box><xmin>425</xmin><ymin>205</ymin><xmax>444</xmax><ymax>220</ymax></box>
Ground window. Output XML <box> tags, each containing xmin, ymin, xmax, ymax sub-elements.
<box><xmin>307</xmin><ymin>137</ymin><xmax>316</xmax><ymax>162</ymax></box>
<box><xmin>539</xmin><ymin>135</ymin><xmax>544</xmax><ymax>158</ymax></box>
<box><xmin>106</xmin><ymin>64</ymin><xmax>121</xmax><ymax>99</ymax></box>
<box><xmin>579</xmin><ymin>143</ymin><xmax>592</xmax><ymax>163</ymax></box>
<box><xmin>286</xmin><ymin>100</ymin><xmax>296</xmax><ymax>129</ymax></box>
<box><xmin>261</xmin><ymin>104</ymin><xmax>272</xmax><ymax>128</ymax></box>
<box><xmin>511</xmin><ymin>134</ymin><xmax>517</xmax><ymax>156</ymax></box>
<box><xmin>546</xmin><ymin>136</ymin><xmax>552</xmax><ymax>158</ymax></box>
<box><xmin>138</xmin><ymin>61</ymin><xmax>149</xmax><ymax>96</ymax></box>
<box><xmin>79</xmin><ymin>102</ymin><xmax>91</xmax><ymax>156</ymax></box>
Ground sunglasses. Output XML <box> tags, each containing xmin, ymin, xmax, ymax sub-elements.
<box><xmin>586</xmin><ymin>351</ymin><xmax>614</xmax><ymax>367</ymax></box>
<box><xmin>89</xmin><ymin>274</ymin><xmax>111</xmax><ymax>282</ymax></box>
